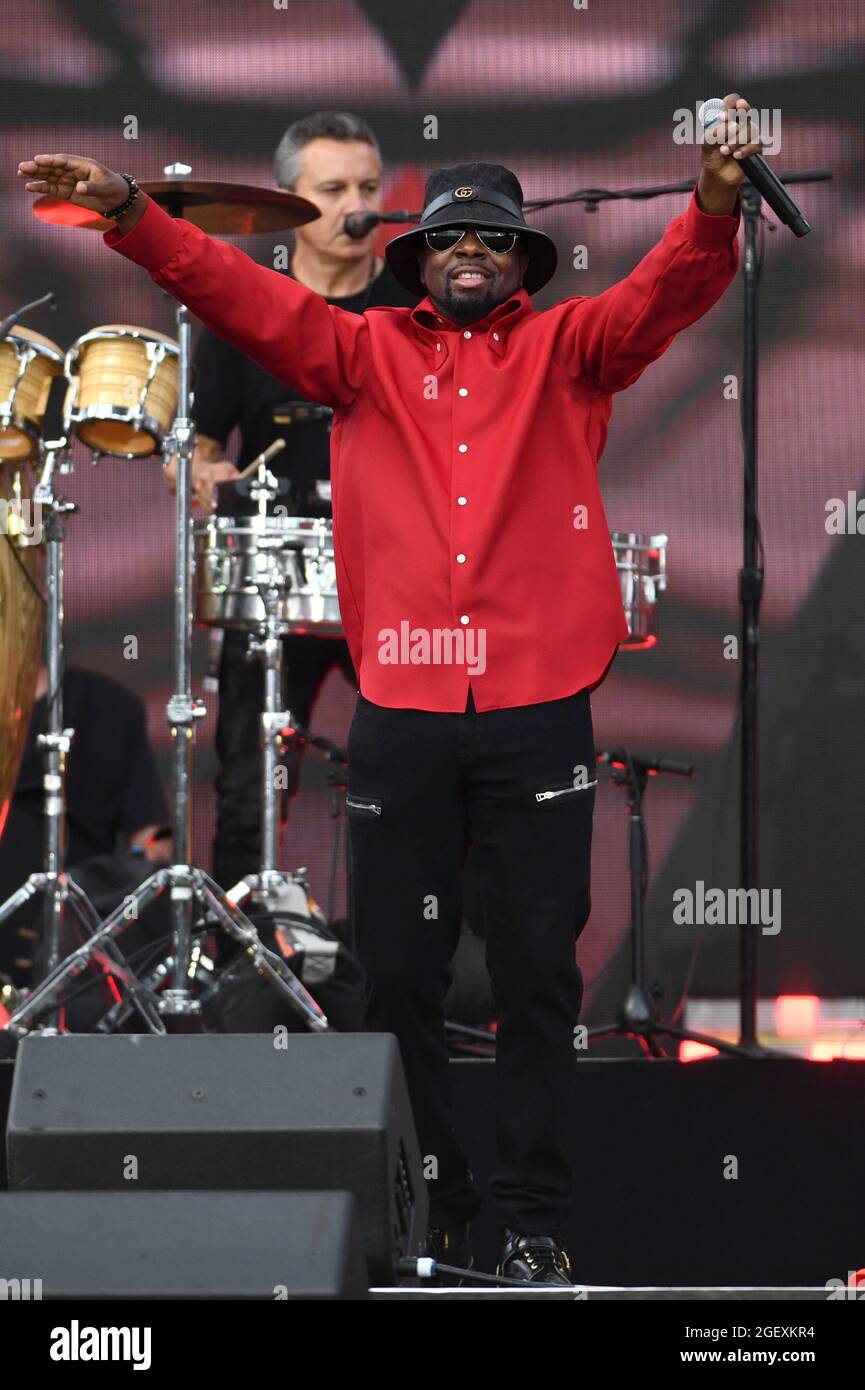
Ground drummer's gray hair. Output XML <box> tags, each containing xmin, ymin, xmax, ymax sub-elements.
<box><xmin>275</xmin><ymin>111</ymin><xmax>382</xmax><ymax>190</ymax></box>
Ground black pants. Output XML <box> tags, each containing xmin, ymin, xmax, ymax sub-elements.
<box><xmin>346</xmin><ymin>685</ymin><xmax>596</xmax><ymax>1237</ymax></box>
<box><xmin>213</xmin><ymin>630</ymin><xmax>355</xmax><ymax>888</ymax></box>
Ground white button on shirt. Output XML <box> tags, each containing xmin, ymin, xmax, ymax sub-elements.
<box><xmin>460</xmin><ymin>615</ymin><xmax>470</xmax><ymax>624</ymax></box>
<box><xmin>458</xmin><ymin>443</ymin><xmax>468</xmax><ymax>453</ymax></box>
<box><xmin>463</xmin><ymin>330</ymin><xmax>472</xmax><ymax>339</ymax></box>
<box><xmin>456</xmin><ymin>553</ymin><xmax>466</xmax><ymax>563</ymax></box>
<box><xmin>457</xmin><ymin>496</ymin><xmax>467</xmax><ymax>505</ymax></box>
<box><xmin>458</xmin><ymin>387</ymin><xmax>468</xmax><ymax>396</ymax></box>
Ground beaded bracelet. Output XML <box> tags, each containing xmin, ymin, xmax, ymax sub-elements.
<box><xmin>103</xmin><ymin>174</ymin><xmax>140</xmax><ymax>221</ymax></box>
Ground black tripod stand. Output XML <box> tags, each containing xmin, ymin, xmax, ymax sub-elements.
<box><xmin>586</xmin><ymin>748</ymin><xmax>785</xmax><ymax>1059</ymax></box>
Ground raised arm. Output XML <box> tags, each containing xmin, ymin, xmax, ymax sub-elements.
<box><xmin>554</xmin><ymin>92</ymin><xmax>762</xmax><ymax>394</ymax></box>
<box><xmin>17</xmin><ymin>153</ymin><xmax>370</xmax><ymax>409</ymax></box>
<box><xmin>555</xmin><ymin>183</ymin><xmax>741</xmax><ymax>394</ymax></box>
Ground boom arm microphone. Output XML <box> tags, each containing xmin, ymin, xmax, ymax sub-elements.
<box><xmin>698</xmin><ymin>99</ymin><xmax>811</xmax><ymax>237</ymax></box>
<box><xmin>343</xmin><ymin>210</ymin><xmax>419</xmax><ymax>239</ymax></box>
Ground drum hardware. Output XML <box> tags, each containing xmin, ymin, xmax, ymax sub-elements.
<box><xmin>220</xmin><ymin>464</ymin><xmax>316</xmax><ymax>915</ymax></box>
<box><xmin>611</xmin><ymin>532</ymin><xmax>668</xmax><ymax>649</ymax></box>
<box><xmin>0</xmin><ymin>438</ymin><xmax>164</xmax><ymax>1039</ymax></box>
<box><xmin>3</xmin><ymin>172</ymin><xmax>329</xmax><ymax>1038</ymax></box>
<box><xmin>234</xmin><ymin>436</ymin><xmax>286</xmax><ymax>484</ymax></box>
<box><xmin>70</xmin><ymin>169</ymin><xmax>326</xmax><ymax>1031</ymax></box>
<box><xmin>104</xmin><ymin>348</ymin><xmax>326</xmax><ymax>1023</ymax></box>
<box><xmin>92</xmin><ymin>946</ymin><xmax>215</xmax><ymax>1036</ymax></box>
<box><xmin>97</xmin><ymin>170</ymin><xmax>329</xmax><ymax>1027</ymax></box>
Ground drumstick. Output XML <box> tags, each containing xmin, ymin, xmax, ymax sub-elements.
<box><xmin>235</xmin><ymin>437</ymin><xmax>287</xmax><ymax>481</ymax></box>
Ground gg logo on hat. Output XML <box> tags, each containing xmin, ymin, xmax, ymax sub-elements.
<box><xmin>453</xmin><ymin>186</ymin><xmax>476</xmax><ymax>199</ymax></box>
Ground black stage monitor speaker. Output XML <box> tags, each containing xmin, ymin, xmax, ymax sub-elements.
<box><xmin>7</xmin><ymin>1033</ymin><xmax>427</xmax><ymax>1284</ymax></box>
<box><xmin>0</xmin><ymin>1190</ymin><xmax>368</xmax><ymax>1299</ymax></box>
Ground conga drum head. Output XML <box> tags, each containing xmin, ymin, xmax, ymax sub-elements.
<box><xmin>0</xmin><ymin>327</ymin><xmax>64</xmax><ymax>462</ymax></box>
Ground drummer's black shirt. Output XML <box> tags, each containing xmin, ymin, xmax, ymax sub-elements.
<box><xmin>191</xmin><ymin>260</ymin><xmax>417</xmax><ymax>515</ymax></box>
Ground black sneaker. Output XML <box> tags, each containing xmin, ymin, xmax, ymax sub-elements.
<box><xmin>425</xmin><ymin>1222</ymin><xmax>473</xmax><ymax>1287</ymax></box>
<box><xmin>497</xmin><ymin>1229</ymin><xmax>573</xmax><ymax>1285</ymax></box>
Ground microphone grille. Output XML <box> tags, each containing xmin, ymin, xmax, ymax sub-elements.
<box><xmin>697</xmin><ymin>98</ymin><xmax>725</xmax><ymax>130</ymax></box>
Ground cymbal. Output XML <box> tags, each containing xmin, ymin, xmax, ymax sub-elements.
<box><xmin>32</xmin><ymin>179</ymin><xmax>321</xmax><ymax>235</ymax></box>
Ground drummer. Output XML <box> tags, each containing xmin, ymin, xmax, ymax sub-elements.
<box><xmin>165</xmin><ymin>111</ymin><xmax>418</xmax><ymax>890</ymax></box>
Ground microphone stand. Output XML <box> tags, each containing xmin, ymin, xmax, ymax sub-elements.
<box><xmin>587</xmin><ymin>749</ymin><xmax>787</xmax><ymax>1059</ymax></box>
<box><xmin>736</xmin><ymin>181</ymin><xmax>772</xmax><ymax>1051</ymax></box>
<box><xmin>530</xmin><ymin>166</ymin><xmax>830</xmax><ymax>1055</ymax></box>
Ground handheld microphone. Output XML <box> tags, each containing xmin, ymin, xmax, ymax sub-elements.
<box><xmin>698</xmin><ymin>99</ymin><xmax>811</xmax><ymax>237</ymax></box>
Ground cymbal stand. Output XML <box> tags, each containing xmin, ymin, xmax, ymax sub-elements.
<box><xmin>0</xmin><ymin>438</ymin><xmax>163</xmax><ymax>1037</ymax></box>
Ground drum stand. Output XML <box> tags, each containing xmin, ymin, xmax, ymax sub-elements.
<box><xmin>2</xmin><ymin>300</ymin><xmax>329</xmax><ymax>1039</ymax></box>
<box><xmin>223</xmin><ymin>466</ymin><xmax>317</xmax><ymax>919</ymax></box>
<box><xmin>107</xmin><ymin>298</ymin><xmax>327</xmax><ymax>1031</ymax></box>
<box><xmin>0</xmin><ymin>440</ymin><xmax>163</xmax><ymax>1038</ymax></box>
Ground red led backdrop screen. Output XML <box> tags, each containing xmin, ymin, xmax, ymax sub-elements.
<box><xmin>1</xmin><ymin>0</ymin><xmax>863</xmax><ymax>1017</ymax></box>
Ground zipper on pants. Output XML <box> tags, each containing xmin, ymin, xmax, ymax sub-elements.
<box><xmin>534</xmin><ymin>779</ymin><xmax>598</xmax><ymax>803</ymax></box>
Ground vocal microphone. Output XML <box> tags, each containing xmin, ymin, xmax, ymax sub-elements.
<box><xmin>698</xmin><ymin>98</ymin><xmax>811</xmax><ymax>237</ymax></box>
<box><xmin>343</xmin><ymin>210</ymin><xmax>418</xmax><ymax>239</ymax></box>
<box><xmin>0</xmin><ymin>290</ymin><xmax>57</xmax><ymax>344</ymax></box>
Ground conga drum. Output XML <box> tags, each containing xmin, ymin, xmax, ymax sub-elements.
<box><xmin>0</xmin><ymin>327</ymin><xmax>65</xmax><ymax>462</ymax></box>
<box><xmin>63</xmin><ymin>324</ymin><xmax>180</xmax><ymax>458</ymax></box>
<box><xmin>0</xmin><ymin>458</ymin><xmax>44</xmax><ymax>842</ymax></box>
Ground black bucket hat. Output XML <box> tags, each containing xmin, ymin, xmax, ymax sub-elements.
<box><xmin>385</xmin><ymin>162</ymin><xmax>557</xmax><ymax>298</ymax></box>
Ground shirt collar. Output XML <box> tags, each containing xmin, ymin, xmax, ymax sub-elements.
<box><xmin>411</xmin><ymin>288</ymin><xmax>532</xmax><ymax>357</ymax></box>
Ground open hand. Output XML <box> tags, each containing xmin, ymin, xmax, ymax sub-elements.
<box><xmin>17</xmin><ymin>153</ymin><xmax>130</xmax><ymax>214</ymax></box>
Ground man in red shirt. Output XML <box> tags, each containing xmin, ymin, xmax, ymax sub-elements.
<box><xmin>19</xmin><ymin>94</ymin><xmax>759</xmax><ymax>1284</ymax></box>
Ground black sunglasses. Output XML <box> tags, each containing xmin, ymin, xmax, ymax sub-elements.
<box><xmin>424</xmin><ymin>226</ymin><xmax>519</xmax><ymax>255</ymax></box>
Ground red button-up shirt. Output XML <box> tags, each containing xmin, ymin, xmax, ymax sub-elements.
<box><xmin>106</xmin><ymin>183</ymin><xmax>740</xmax><ymax>712</ymax></box>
